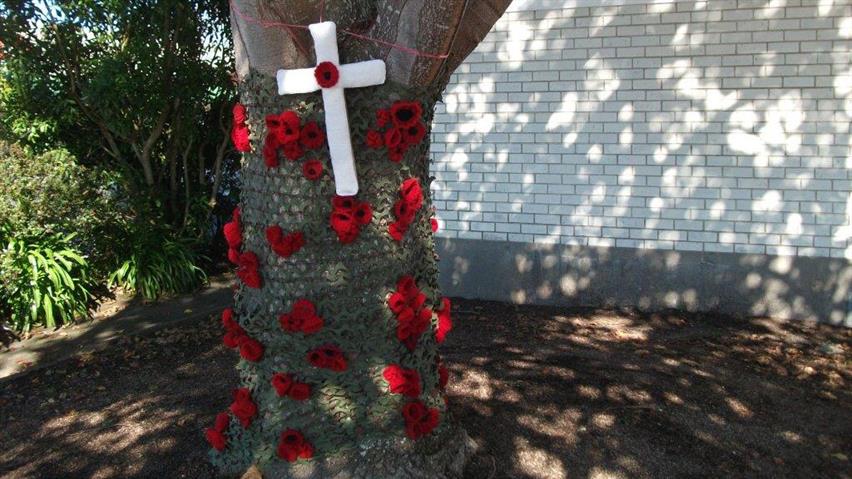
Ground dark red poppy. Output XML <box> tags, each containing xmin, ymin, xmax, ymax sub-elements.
<box><xmin>394</xmin><ymin>200</ymin><xmax>416</xmax><ymax>224</ymax></box>
<box><xmin>205</xmin><ymin>428</ymin><xmax>227</xmax><ymax>451</ymax></box>
<box><xmin>277</xmin><ymin>429</ymin><xmax>314</xmax><ymax>462</ymax></box>
<box><xmin>279</xmin><ymin>299</ymin><xmax>324</xmax><ymax>334</ymax></box>
<box><xmin>388</xmin><ymin>144</ymin><xmax>406</xmax><ymax>163</ymax></box>
<box><xmin>391</xmin><ymin>101</ymin><xmax>423</xmax><ymax>129</ymax></box>
<box><xmin>223</xmin><ymin>220</ymin><xmax>242</xmax><ymax>249</ymax></box>
<box><xmin>231</xmin><ymin>124</ymin><xmax>251</xmax><ymax>153</ymax></box>
<box><xmin>402</xmin><ymin>121</ymin><xmax>426</xmax><ymax>146</ymax></box>
<box><xmin>233</xmin><ymin>103</ymin><xmax>248</xmax><ymax>124</ymax></box>
<box><xmin>288</xmin><ymin>382</ymin><xmax>311</xmax><ymax>401</ymax></box>
<box><xmin>229</xmin><ymin>388</ymin><xmax>257</xmax><ymax>428</ymax></box>
<box><xmin>302</xmin><ymin>159</ymin><xmax>323</xmax><ymax>180</ymax></box>
<box><xmin>401</xmin><ymin>178</ymin><xmax>423</xmax><ymax>209</ymax></box>
<box><xmin>332</xmin><ymin>195</ymin><xmax>357</xmax><ymax>211</ymax></box>
<box><xmin>366</xmin><ymin>130</ymin><xmax>383</xmax><ymax>149</ymax></box>
<box><xmin>263</xmin><ymin>137</ymin><xmax>279</xmax><ymax>168</ymax></box>
<box><xmin>376</xmin><ymin>108</ymin><xmax>390</xmax><ymax>128</ymax></box>
<box><xmin>383</xmin><ymin>364</ymin><xmax>422</xmax><ymax>398</ymax></box>
<box><xmin>436</xmin><ymin>297</ymin><xmax>452</xmax><ymax>343</ymax></box>
<box><xmin>314</xmin><ymin>61</ymin><xmax>340</xmax><ymax>88</ymax></box>
<box><xmin>279</xmin><ymin>111</ymin><xmax>301</xmax><ymax>144</ymax></box>
<box><xmin>306</xmin><ymin>344</ymin><xmax>347</xmax><ymax>372</ymax></box>
<box><xmin>384</xmin><ymin>127</ymin><xmax>403</xmax><ymax>148</ymax></box>
<box><xmin>271</xmin><ymin>372</ymin><xmax>294</xmax><ymax>397</ymax></box>
<box><xmin>237</xmin><ymin>252</ymin><xmax>262</xmax><ymax>289</ymax></box>
<box><xmin>431</xmin><ymin>218</ymin><xmax>439</xmax><ymax>233</ymax></box>
<box><xmin>222</xmin><ymin>308</ymin><xmax>238</xmax><ymax>331</ymax></box>
<box><xmin>330</xmin><ymin>210</ymin><xmax>359</xmax><ymax>244</ymax></box>
<box><xmin>214</xmin><ymin>412</ymin><xmax>230</xmax><ymax>432</ymax></box>
<box><xmin>238</xmin><ymin>336</ymin><xmax>264</xmax><ymax>362</ymax></box>
<box><xmin>388</xmin><ymin>221</ymin><xmax>406</xmax><ymax>242</ymax></box>
<box><xmin>438</xmin><ymin>363</ymin><xmax>449</xmax><ymax>389</ymax></box>
<box><xmin>300</xmin><ymin>121</ymin><xmax>325</xmax><ymax>149</ymax></box>
<box><xmin>227</xmin><ymin>248</ymin><xmax>240</xmax><ymax>264</ymax></box>
<box><xmin>282</xmin><ymin>141</ymin><xmax>304</xmax><ymax>161</ymax></box>
<box><xmin>353</xmin><ymin>202</ymin><xmax>373</xmax><ymax>225</ymax></box>
<box><xmin>402</xmin><ymin>400</ymin><xmax>439</xmax><ymax>440</ymax></box>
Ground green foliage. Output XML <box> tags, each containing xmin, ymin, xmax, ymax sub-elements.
<box><xmin>0</xmin><ymin>0</ymin><xmax>237</xmax><ymax>229</ymax></box>
<box><xmin>109</xmin><ymin>231</ymin><xmax>208</xmax><ymax>301</ymax></box>
<box><xmin>0</xmin><ymin>224</ymin><xmax>96</xmax><ymax>333</ymax></box>
<box><xmin>0</xmin><ymin>141</ymin><xmax>127</xmax><ymax>279</ymax></box>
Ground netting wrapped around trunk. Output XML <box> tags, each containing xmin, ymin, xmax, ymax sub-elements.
<box><xmin>210</xmin><ymin>69</ymin><xmax>466</xmax><ymax>476</ymax></box>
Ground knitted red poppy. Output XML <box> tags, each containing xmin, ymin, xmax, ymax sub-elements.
<box><xmin>314</xmin><ymin>61</ymin><xmax>339</xmax><ymax>88</ymax></box>
<box><xmin>300</xmin><ymin>121</ymin><xmax>325</xmax><ymax>150</ymax></box>
<box><xmin>383</xmin><ymin>364</ymin><xmax>422</xmax><ymax>398</ymax></box>
<box><xmin>229</xmin><ymin>388</ymin><xmax>257</xmax><ymax>428</ymax></box>
<box><xmin>277</xmin><ymin>429</ymin><xmax>315</xmax><ymax>462</ymax></box>
<box><xmin>391</xmin><ymin>101</ymin><xmax>423</xmax><ymax>129</ymax></box>
<box><xmin>278</xmin><ymin>298</ymin><xmax>324</xmax><ymax>335</ymax></box>
<box><xmin>306</xmin><ymin>344</ymin><xmax>347</xmax><ymax>372</ymax></box>
<box><xmin>401</xmin><ymin>400</ymin><xmax>439</xmax><ymax>440</ymax></box>
<box><xmin>302</xmin><ymin>159</ymin><xmax>323</xmax><ymax>180</ymax></box>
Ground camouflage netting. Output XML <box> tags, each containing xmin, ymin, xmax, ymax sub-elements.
<box><xmin>210</xmin><ymin>69</ymin><xmax>467</xmax><ymax>477</ymax></box>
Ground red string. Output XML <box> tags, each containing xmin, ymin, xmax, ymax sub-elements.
<box><xmin>229</xmin><ymin>0</ymin><xmax>449</xmax><ymax>60</ymax></box>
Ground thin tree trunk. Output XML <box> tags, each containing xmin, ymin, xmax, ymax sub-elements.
<box><xmin>215</xmin><ymin>1</ymin><xmax>510</xmax><ymax>477</ymax></box>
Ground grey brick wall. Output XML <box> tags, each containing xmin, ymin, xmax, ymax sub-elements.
<box><xmin>430</xmin><ymin>0</ymin><xmax>852</xmax><ymax>260</ymax></box>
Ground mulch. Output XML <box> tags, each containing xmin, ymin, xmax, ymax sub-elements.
<box><xmin>0</xmin><ymin>300</ymin><xmax>849</xmax><ymax>478</ymax></box>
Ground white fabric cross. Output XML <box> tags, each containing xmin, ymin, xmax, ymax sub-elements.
<box><xmin>276</xmin><ymin>21</ymin><xmax>386</xmax><ymax>196</ymax></box>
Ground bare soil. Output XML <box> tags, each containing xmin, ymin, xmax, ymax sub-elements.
<box><xmin>0</xmin><ymin>300</ymin><xmax>849</xmax><ymax>479</ymax></box>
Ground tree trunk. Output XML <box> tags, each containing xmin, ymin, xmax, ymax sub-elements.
<box><xmin>214</xmin><ymin>1</ymin><xmax>510</xmax><ymax>477</ymax></box>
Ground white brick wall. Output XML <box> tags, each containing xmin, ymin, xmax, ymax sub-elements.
<box><xmin>430</xmin><ymin>0</ymin><xmax>852</xmax><ymax>259</ymax></box>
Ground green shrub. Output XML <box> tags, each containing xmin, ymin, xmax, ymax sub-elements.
<box><xmin>109</xmin><ymin>231</ymin><xmax>208</xmax><ymax>300</ymax></box>
<box><xmin>0</xmin><ymin>224</ymin><xmax>96</xmax><ymax>333</ymax></box>
<box><xmin>0</xmin><ymin>141</ymin><xmax>125</xmax><ymax>280</ymax></box>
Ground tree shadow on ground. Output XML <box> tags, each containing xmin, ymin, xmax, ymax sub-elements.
<box><xmin>450</xmin><ymin>299</ymin><xmax>851</xmax><ymax>479</ymax></box>
<box><xmin>0</xmin><ymin>302</ymin><xmax>849</xmax><ymax>478</ymax></box>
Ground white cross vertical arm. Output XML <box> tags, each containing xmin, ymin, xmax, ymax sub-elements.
<box><xmin>275</xmin><ymin>22</ymin><xmax>386</xmax><ymax>196</ymax></box>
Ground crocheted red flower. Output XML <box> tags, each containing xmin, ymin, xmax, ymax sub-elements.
<box><xmin>376</xmin><ymin>108</ymin><xmax>390</xmax><ymax>128</ymax></box>
<box><xmin>236</xmin><ymin>252</ymin><xmax>262</xmax><ymax>289</ymax></box>
<box><xmin>436</xmin><ymin>297</ymin><xmax>453</xmax><ymax>343</ymax></box>
<box><xmin>279</xmin><ymin>111</ymin><xmax>301</xmax><ymax>144</ymax></box>
<box><xmin>388</xmin><ymin>144</ymin><xmax>406</xmax><ymax>163</ymax></box>
<box><xmin>302</xmin><ymin>159</ymin><xmax>323</xmax><ymax>180</ymax></box>
<box><xmin>330</xmin><ymin>196</ymin><xmax>372</xmax><ymax>244</ymax></box>
<box><xmin>266</xmin><ymin>226</ymin><xmax>305</xmax><ymax>258</ymax></box>
<box><xmin>282</xmin><ymin>141</ymin><xmax>304</xmax><ymax>161</ymax></box>
<box><xmin>279</xmin><ymin>298</ymin><xmax>324</xmax><ymax>335</ymax></box>
<box><xmin>314</xmin><ymin>61</ymin><xmax>339</xmax><ymax>88</ymax></box>
<box><xmin>231</xmin><ymin>104</ymin><xmax>251</xmax><ymax>152</ymax></box>
<box><xmin>223</xmin><ymin>208</ymin><xmax>242</xmax><ymax>258</ymax></box>
<box><xmin>300</xmin><ymin>121</ymin><xmax>325</xmax><ymax>150</ymax></box>
<box><xmin>388</xmin><ymin>275</ymin><xmax>432</xmax><ymax>350</ymax></box>
<box><xmin>384</xmin><ymin>127</ymin><xmax>403</xmax><ymax>148</ymax></box>
<box><xmin>366</xmin><ymin>130</ymin><xmax>383</xmax><ymax>149</ymax></box>
<box><xmin>353</xmin><ymin>202</ymin><xmax>373</xmax><ymax>225</ymax></box>
<box><xmin>271</xmin><ymin>372</ymin><xmax>294</xmax><ymax>397</ymax></box>
<box><xmin>277</xmin><ymin>429</ymin><xmax>315</xmax><ymax>462</ymax></box>
<box><xmin>438</xmin><ymin>362</ymin><xmax>449</xmax><ymax>389</ymax></box>
<box><xmin>271</xmin><ymin>373</ymin><xmax>312</xmax><ymax>401</ymax></box>
<box><xmin>229</xmin><ymin>388</ymin><xmax>257</xmax><ymax>428</ymax></box>
<box><xmin>431</xmin><ymin>218</ymin><xmax>439</xmax><ymax>233</ymax></box>
<box><xmin>383</xmin><ymin>364</ymin><xmax>422</xmax><ymax>398</ymax></box>
<box><xmin>389</xmin><ymin>179</ymin><xmax>425</xmax><ymax>242</ymax></box>
<box><xmin>238</xmin><ymin>336</ymin><xmax>264</xmax><ymax>362</ymax></box>
<box><xmin>205</xmin><ymin>411</ymin><xmax>230</xmax><ymax>451</ymax></box>
<box><xmin>402</xmin><ymin>400</ymin><xmax>439</xmax><ymax>440</ymax></box>
<box><xmin>306</xmin><ymin>344</ymin><xmax>347</xmax><ymax>372</ymax></box>
<box><xmin>401</xmin><ymin>121</ymin><xmax>426</xmax><ymax>146</ymax></box>
<box><xmin>262</xmin><ymin>137</ymin><xmax>279</xmax><ymax>168</ymax></box>
<box><xmin>391</xmin><ymin>101</ymin><xmax>423</xmax><ymax>129</ymax></box>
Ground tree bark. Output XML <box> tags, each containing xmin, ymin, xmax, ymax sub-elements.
<box><xmin>217</xmin><ymin>1</ymin><xmax>510</xmax><ymax>477</ymax></box>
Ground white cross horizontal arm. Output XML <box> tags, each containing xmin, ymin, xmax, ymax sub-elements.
<box><xmin>340</xmin><ymin>60</ymin><xmax>386</xmax><ymax>88</ymax></box>
<box><xmin>277</xmin><ymin>68</ymin><xmax>320</xmax><ymax>95</ymax></box>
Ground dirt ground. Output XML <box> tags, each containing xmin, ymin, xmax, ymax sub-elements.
<box><xmin>0</xmin><ymin>300</ymin><xmax>849</xmax><ymax>479</ymax></box>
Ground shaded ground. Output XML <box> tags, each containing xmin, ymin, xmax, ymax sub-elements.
<box><xmin>0</xmin><ymin>300</ymin><xmax>849</xmax><ymax>478</ymax></box>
